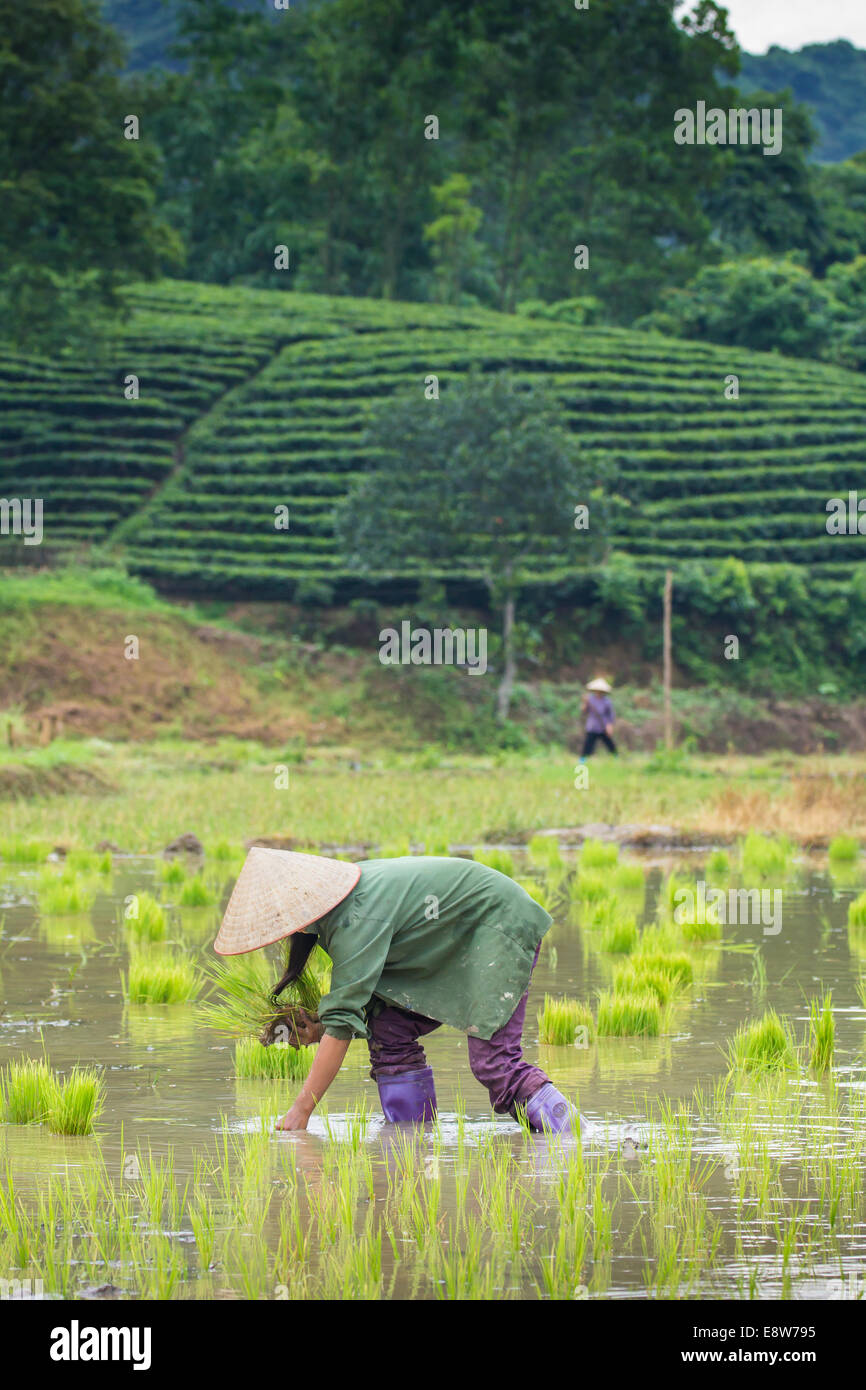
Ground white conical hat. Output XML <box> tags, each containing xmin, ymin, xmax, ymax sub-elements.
<box><xmin>586</xmin><ymin>678</ymin><xmax>612</xmax><ymax>693</ymax></box>
<box><xmin>214</xmin><ymin>847</ymin><xmax>361</xmax><ymax>955</ymax></box>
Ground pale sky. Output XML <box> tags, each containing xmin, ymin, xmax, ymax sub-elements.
<box><xmin>709</xmin><ymin>0</ymin><xmax>866</xmax><ymax>53</ymax></box>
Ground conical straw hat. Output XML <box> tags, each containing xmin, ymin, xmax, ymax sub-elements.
<box><xmin>586</xmin><ymin>678</ymin><xmax>612</xmax><ymax>693</ymax></box>
<box><xmin>214</xmin><ymin>847</ymin><xmax>361</xmax><ymax>955</ymax></box>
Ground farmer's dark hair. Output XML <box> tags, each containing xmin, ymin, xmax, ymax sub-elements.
<box><xmin>272</xmin><ymin>931</ymin><xmax>317</xmax><ymax>998</ymax></box>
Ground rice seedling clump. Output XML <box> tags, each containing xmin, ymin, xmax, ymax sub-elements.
<box><xmin>37</xmin><ymin>869</ymin><xmax>97</xmax><ymax>916</ymax></box>
<box><xmin>847</xmin><ymin>892</ymin><xmax>866</xmax><ymax>928</ymax></box>
<box><xmin>537</xmin><ymin>994</ymin><xmax>594</xmax><ymax>1046</ymax></box>
<box><xmin>473</xmin><ymin>848</ymin><xmax>515</xmax><ymax>878</ymax></box>
<box><xmin>828</xmin><ymin>835</ymin><xmax>859</xmax><ymax>863</ymax></box>
<box><xmin>124</xmin><ymin>892</ymin><xmax>168</xmax><ymax>941</ymax></box>
<box><xmin>527</xmin><ymin>835</ymin><xmax>563</xmax><ymax>870</ymax></box>
<box><xmin>125</xmin><ymin>951</ymin><xmax>201</xmax><ymax>1004</ymax></box>
<box><xmin>808</xmin><ymin>993</ymin><xmax>834</xmax><ymax>1072</ymax></box>
<box><xmin>706</xmin><ymin>849</ymin><xmax>730</xmax><ymax>876</ymax></box>
<box><xmin>612</xmin><ymin>862</ymin><xmax>645</xmax><ymax>895</ymax></box>
<box><xmin>516</xmin><ymin>877</ymin><xmax>553</xmax><ymax>911</ymax></box>
<box><xmin>234</xmin><ymin>1037</ymin><xmax>315</xmax><ymax>1079</ymax></box>
<box><xmin>572</xmin><ymin>871</ymin><xmax>612</xmax><ymax>904</ymax></box>
<box><xmin>740</xmin><ymin>832</ymin><xmax>793</xmax><ymax>879</ymax></box>
<box><xmin>179</xmin><ymin>875</ymin><xmax>216</xmax><ymax>907</ymax></box>
<box><xmin>0</xmin><ymin>1057</ymin><xmax>55</xmax><ymax>1124</ymax></box>
<box><xmin>66</xmin><ymin>848</ymin><xmax>112</xmax><ymax>874</ymax></box>
<box><xmin>47</xmin><ymin>1066</ymin><xmax>104</xmax><ymax>1135</ymax></box>
<box><xmin>728</xmin><ymin>1009</ymin><xmax>797</xmax><ymax>1073</ymax></box>
<box><xmin>612</xmin><ymin>960</ymin><xmax>678</xmax><ymax>1004</ymax></box>
<box><xmin>579</xmin><ymin>838</ymin><xmax>618</xmax><ymax>870</ymax></box>
<box><xmin>600</xmin><ymin>914</ymin><xmax>638</xmax><ymax>954</ymax></box>
<box><xmin>597</xmin><ymin>990</ymin><xmax>661</xmax><ymax>1037</ymax></box>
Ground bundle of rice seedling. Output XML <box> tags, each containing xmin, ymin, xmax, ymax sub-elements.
<box><xmin>199</xmin><ymin>939</ymin><xmax>330</xmax><ymax>1042</ymax></box>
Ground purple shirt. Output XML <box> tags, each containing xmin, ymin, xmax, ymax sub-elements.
<box><xmin>585</xmin><ymin>693</ymin><xmax>614</xmax><ymax>733</ymax></box>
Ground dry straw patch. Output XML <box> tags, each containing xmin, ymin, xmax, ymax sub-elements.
<box><xmin>708</xmin><ymin>774</ymin><xmax>866</xmax><ymax>842</ymax></box>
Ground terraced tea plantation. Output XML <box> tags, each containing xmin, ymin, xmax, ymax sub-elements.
<box><xmin>2</xmin><ymin>279</ymin><xmax>866</xmax><ymax>592</ymax></box>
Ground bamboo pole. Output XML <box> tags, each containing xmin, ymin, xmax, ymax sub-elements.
<box><xmin>663</xmin><ymin>569</ymin><xmax>673</xmax><ymax>749</ymax></box>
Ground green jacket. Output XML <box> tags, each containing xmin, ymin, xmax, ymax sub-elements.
<box><xmin>313</xmin><ymin>856</ymin><xmax>552</xmax><ymax>1042</ymax></box>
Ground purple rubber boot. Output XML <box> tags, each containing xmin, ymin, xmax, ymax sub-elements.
<box><xmin>524</xmin><ymin>1082</ymin><xmax>583</xmax><ymax>1136</ymax></box>
<box><xmin>377</xmin><ymin>1066</ymin><xmax>437</xmax><ymax>1122</ymax></box>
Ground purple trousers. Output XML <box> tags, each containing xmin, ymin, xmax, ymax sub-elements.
<box><xmin>366</xmin><ymin>948</ymin><xmax>548</xmax><ymax>1115</ymax></box>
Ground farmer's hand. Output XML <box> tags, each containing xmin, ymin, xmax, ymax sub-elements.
<box><xmin>276</xmin><ymin>1096</ymin><xmax>315</xmax><ymax>1131</ymax></box>
<box><xmin>261</xmin><ymin>1006</ymin><xmax>324</xmax><ymax>1049</ymax></box>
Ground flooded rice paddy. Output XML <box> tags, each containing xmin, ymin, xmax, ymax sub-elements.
<box><xmin>1</xmin><ymin>843</ymin><xmax>865</xmax><ymax>1300</ymax></box>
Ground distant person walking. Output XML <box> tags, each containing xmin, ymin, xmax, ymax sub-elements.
<box><xmin>580</xmin><ymin>678</ymin><xmax>617</xmax><ymax>760</ymax></box>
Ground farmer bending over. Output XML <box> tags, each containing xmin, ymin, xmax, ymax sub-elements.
<box><xmin>214</xmin><ymin>849</ymin><xmax>583</xmax><ymax>1135</ymax></box>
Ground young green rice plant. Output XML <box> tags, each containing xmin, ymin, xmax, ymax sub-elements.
<box><xmin>200</xmin><ymin>938</ymin><xmax>327</xmax><ymax>1039</ymax></box>
<box><xmin>66</xmin><ymin>849</ymin><xmax>112</xmax><ymax>874</ymax></box>
<box><xmin>178</xmin><ymin>875</ymin><xmax>215</xmax><ymax>907</ymax></box>
<box><xmin>581</xmin><ymin>894</ymin><xmax>618</xmax><ymax>929</ymax></box>
<box><xmin>727</xmin><ymin>1009</ymin><xmax>797</xmax><ymax>1074</ymax></box>
<box><xmin>123</xmin><ymin>950</ymin><xmax>201</xmax><ymax>1004</ymax></box>
<box><xmin>600</xmin><ymin>914</ymin><xmax>638</xmax><ymax>954</ymax></box>
<box><xmin>571</xmin><ymin>871</ymin><xmax>612</xmax><ymax>904</ymax></box>
<box><xmin>47</xmin><ymin>1065</ymin><xmax>104</xmax><ymax>1135</ymax></box>
<box><xmin>612</xmin><ymin>959</ymin><xmax>679</xmax><ymax>1005</ymax></box>
<box><xmin>234</xmin><ymin>1036</ymin><xmax>315</xmax><ymax>1080</ymax></box>
<box><xmin>124</xmin><ymin>891</ymin><xmax>168</xmax><ymax>942</ymax></box>
<box><xmin>679</xmin><ymin>910</ymin><xmax>722</xmax><ymax>944</ymax></box>
<box><xmin>0</xmin><ymin>1056</ymin><xmax>56</xmax><ymax>1124</ymax></box>
<box><xmin>537</xmin><ymin>994</ymin><xmax>595</xmax><ymax>1046</ymax></box>
<box><xmin>596</xmin><ymin>989</ymin><xmax>661</xmax><ymax>1037</ymax></box>
<box><xmin>473</xmin><ymin>847</ymin><xmax>515</xmax><ymax>878</ymax></box>
<box><xmin>847</xmin><ymin>891</ymin><xmax>866</xmax><ymax>928</ymax></box>
<box><xmin>423</xmin><ymin>832</ymin><xmax>450</xmax><ymax>856</ymax></box>
<box><xmin>665</xmin><ymin>875</ymin><xmax>722</xmax><ymax>942</ymax></box>
<box><xmin>740</xmin><ymin>831</ymin><xmax>794</xmax><ymax>879</ymax></box>
<box><xmin>706</xmin><ymin>849</ymin><xmax>730</xmax><ymax>877</ymax></box>
<box><xmin>612</xmin><ymin>862</ymin><xmax>646</xmax><ymax>895</ymax></box>
<box><xmin>828</xmin><ymin>834</ymin><xmax>859</xmax><ymax>863</ymax></box>
<box><xmin>631</xmin><ymin>946</ymin><xmax>693</xmax><ymax>988</ymax></box>
<box><xmin>808</xmin><ymin>992</ymin><xmax>834</xmax><ymax>1073</ymax></box>
<box><xmin>579</xmin><ymin>838</ymin><xmax>618</xmax><ymax>870</ymax></box>
<box><xmin>160</xmin><ymin>859</ymin><xmax>186</xmax><ymax>885</ymax></box>
<box><xmin>0</xmin><ymin>837</ymin><xmax>48</xmax><ymax>863</ymax></box>
<box><xmin>527</xmin><ymin>835</ymin><xmax>563</xmax><ymax>870</ymax></box>
<box><xmin>37</xmin><ymin>869</ymin><xmax>97</xmax><ymax>916</ymax></box>
<box><xmin>515</xmin><ymin>876</ymin><xmax>553</xmax><ymax>911</ymax></box>
<box><xmin>212</xmin><ymin>839</ymin><xmax>240</xmax><ymax>862</ymax></box>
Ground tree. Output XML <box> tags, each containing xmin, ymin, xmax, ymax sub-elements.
<box><xmin>0</xmin><ymin>0</ymin><xmax>179</xmax><ymax>351</ymax></box>
<box><xmin>638</xmin><ymin>256</ymin><xmax>838</xmax><ymax>358</ymax></box>
<box><xmin>335</xmin><ymin>373</ymin><xmax>612</xmax><ymax>720</ymax></box>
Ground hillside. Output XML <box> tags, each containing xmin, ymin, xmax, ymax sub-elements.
<box><xmin>739</xmin><ymin>40</ymin><xmax>866</xmax><ymax>163</ymax></box>
<box><xmin>2</xmin><ymin>280</ymin><xmax>866</xmax><ymax>597</ymax></box>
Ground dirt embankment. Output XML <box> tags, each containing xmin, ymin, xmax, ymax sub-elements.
<box><xmin>0</xmin><ymin>605</ymin><xmax>334</xmax><ymax>744</ymax></box>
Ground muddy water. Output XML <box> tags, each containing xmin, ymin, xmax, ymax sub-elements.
<box><xmin>1</xmin><ymin>852</ymin><xmax>865</xmax><ymax>1299</ymax></box>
